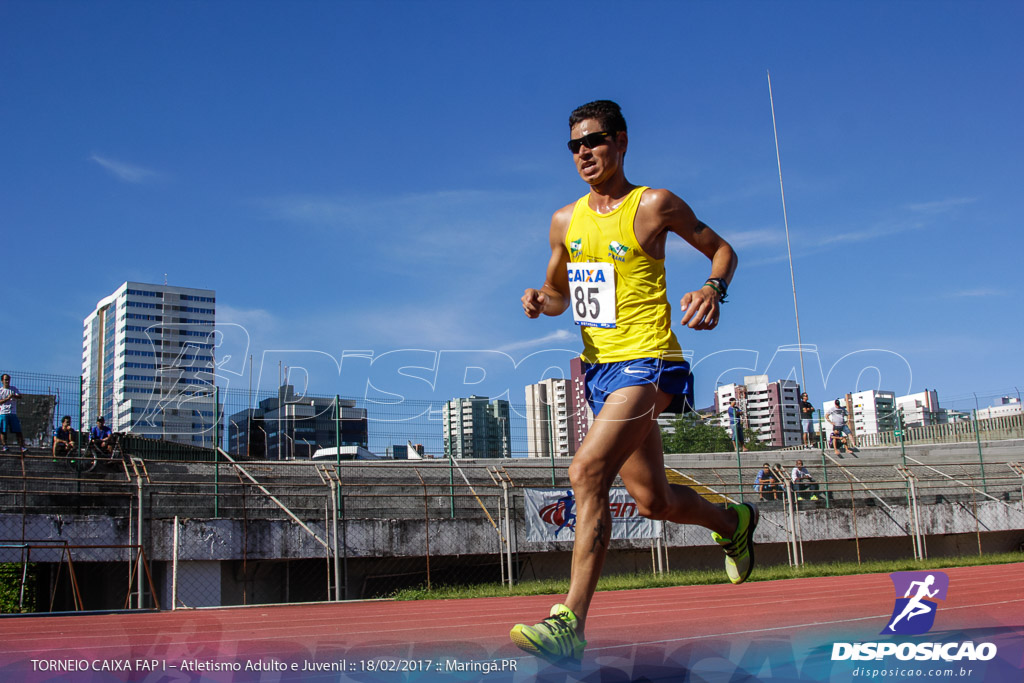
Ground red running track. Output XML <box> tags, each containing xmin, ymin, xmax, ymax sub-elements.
<box><xmin>0</xmin><ymin>562</ymin><xmax>1021</xmax><ymax>681</ymax></box>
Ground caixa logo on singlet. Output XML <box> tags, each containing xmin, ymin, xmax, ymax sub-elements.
<box><xmin>831</xmin><ymin>571</ymin><xmax>998</xmax><ymax>662</ymax></box>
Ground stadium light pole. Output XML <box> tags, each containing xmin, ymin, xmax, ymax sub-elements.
<box><xmin>768</xmin><ymin>70</ymin><xmax>807</xmax><ymax>395</ymax></box>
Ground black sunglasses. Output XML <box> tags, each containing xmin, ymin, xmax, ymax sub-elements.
<box><xmin>567</xmin><ymin>131</ymin><xmax>614</xmax><ymax>154</ymax></box>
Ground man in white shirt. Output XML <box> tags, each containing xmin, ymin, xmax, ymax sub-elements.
<box><xmin>0</xmin><ymin>373</ymin><xmax>27</xmax><ymax>453</ymax></box>
<box><xmin>791</xmin><ymin>459</ymin><xmax>820</xmax><ymax>500</ymax></box>
<box><xmin>827</xmin><ymin>399</ymin><xmax>856</xmax><ymax>449</ymax></box>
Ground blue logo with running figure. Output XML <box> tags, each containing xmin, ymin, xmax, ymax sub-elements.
<box><xmin>883</xmin><ymin>571</ymin><xmax>950</xmax><ymax>635</ymax></box>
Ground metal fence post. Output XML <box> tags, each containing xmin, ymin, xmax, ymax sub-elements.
<box><xmin>897</xmin><ymin>407</ymin><xmax>906</xmax><ymax>465</ymax></box>
<box><xmin>819</xmin><ymin>447</ymin><xmax>831</xmax><ymax>509</ymax></box>
<box><xmin>414</xmin><ymin>468</ymin><xmax>431</xmax><ymax>591</ymax></box>
<box><xmin>78</xmin><ymin>375</ymin><xmax>84</xmax><ymax>455</ymax></box>
<box><xmin>448</xmin><ymin>452</ymin><xmax>455</xmax><ymax>519</ymax></box>
<box><xmin>548</xmin><ymin>403</ymin><xmax>556</xmax><ymax>486</ymax></box>
<box><xmin>735</xmin><ymin>429</ymin><xmax>744</xmax><ymax>503</ymax></box>
<box><xmin>973</xmin><ymin>410</ymin><xmax>988</xmax><ymax>493</ymax></box>
<box><xmin>213</xmin><ymin>386</ymin><xmax>220</xmax><ymax>517</ymax></box>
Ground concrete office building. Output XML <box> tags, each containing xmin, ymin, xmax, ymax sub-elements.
<box><xmin>227</xmin><ymin>385</ymin><xmax>368</xmax><ymax>460</ymax></box>
<box><xmin>442</xmin><ymin>395</ymin><xmax>511</xmax><ymax>459</ymax></box>
<box><xmin>82</xmin><ymin>281</ymin><xmax>217</xmax><ymax>445</ymax></box>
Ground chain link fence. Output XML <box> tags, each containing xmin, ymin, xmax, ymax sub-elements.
<box><xmin>1</xmin><ymin>367</ymin><xmax>1022</xmax><ymax>614</ymax></box>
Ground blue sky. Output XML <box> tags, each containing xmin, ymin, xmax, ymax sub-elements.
<box><xmin>2</xmin><ymin>0</ymin><xmax>1022</xmax><ymax>418</ymax></box>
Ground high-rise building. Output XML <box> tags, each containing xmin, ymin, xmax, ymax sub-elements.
<box><xmin>524</xmin><ymin>358</ymin><xmax>593</xmax><ymax>458</ymax></box>
<box><xmin>442</xmin><ymin>395</ymin><xmax>511</xmax><ymax>459</ymax></box>
<box><xmin>569</xmin><ymin>357</ymin><xmax>592</xmax><ymax>450</ymax></box>
<box><xmin>82</xmin><ymin>281</ymin><xmax>217</xmax><ymax>445</ymax></box>
<box><xmin>895</xmin><ymin>390</ymin><xmax>945</xmax><ymax>427</ymax></box>
<box><xmin>227</xmin><ymin>385</ymin><xmax>368</xmax><ymax>460</ymax></box>
<box><xmin>714</xmin><ymin>375</ymin><xmax>801</xmax><ymax>447</ymax></box>
<box><xmin>849</xmin><ymin>389</ymin><xmax>898</xmax><ymax>436</ymax></box>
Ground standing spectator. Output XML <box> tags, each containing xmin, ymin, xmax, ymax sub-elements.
<box><xmin>90</xmin><ymin>416</ymin><xmax>115</xmax><ymax>455</ymax></box>
<box><xmin>800</xmin><ymin>392</ymin><xmax>816</xmax><ymax>448</ymax></box>
<box><xmin>0</xmin><ymin>373</ymin><xmax>27</xmax><ymax>453</ymax></box>
<box><xmin>791</xmin><ymin>459</ymin><xmax>820</xmax><ymax>500</ymax></box>
<box><xmin>755</xmin><ymin>463</ymin><xmax>779</xmax><ymax>501</ymax></box>
<box><xmin>53</xmin><ymin>415</ymin><xmax>77</xmax><ymax>462</ymax></box>
<box><xmin>827</xmin><ymin>399</ymin><xmax>856</xmax><ymax>449</ymax></box>
<box><xmin>728</xmin><ymin>398</ymin><xmax>749</xmax><ymax>452</ymax></box>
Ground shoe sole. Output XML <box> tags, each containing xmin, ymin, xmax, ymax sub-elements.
<box><xmin>509</xmin><ymin>627</ymin><xmax>582</xmax><ymax>670</ymax></box>
<box><xmin>736</xmin><ymin>503</ymin><xmax>759</xmax><ymax>584</ymax></box>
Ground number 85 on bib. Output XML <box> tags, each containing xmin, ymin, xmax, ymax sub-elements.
<box><xmin>567</xmin><ymin>262</ymin><xmax>617</xmax><ymax>328</ymax></box>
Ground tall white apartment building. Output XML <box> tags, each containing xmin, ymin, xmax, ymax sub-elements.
<box><xmin>849</xmin><ymin>389</ymin><xmax>897</xmax><ymax>436</ymax></box>
<box><xmin>82</xmin><ymin>281</ymin><xmax>217</xmax><ymax>445</ymax></box>
<box><xmin>714</xmin><ymin>375</ymin><xmax>801</xmax><ymax>447</ymax></box>
<box><xmin>895</xmin><ymin>390</ymin><xmax>945</xmax><ymax>427</ymax></box>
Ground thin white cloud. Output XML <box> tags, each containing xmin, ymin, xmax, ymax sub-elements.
<box><xmin>950</xmin><ymin>288</ymin><xmax>1002</xmax><ymax>298</ymax></box>
<box><xmin>727</xmin><ymin>228</ymin><xmax>786</xmax><ymax>249</ymax></box>
<box><xmin>257</xmin><ymin>189</ymin><xmax>533</xmax><ymax>229</ymax></box>
<box><xmin>905</xmin><ymin>197</ymin><xmax>977</xmax><ymax>214</ymax></box>
<box><xmin>496</xmin><ymin>329</ymin><xmax>574</xmax><ymax>353</ymax></box>
<box><xmin>667</xmin><ymin>226</ymin><xmax>785</xmax><ymax>261</ymax></box>
<box><xmin>89</xmin><ymin>154</ymin><xmax>161</xmax><ymax>183</ymax></box>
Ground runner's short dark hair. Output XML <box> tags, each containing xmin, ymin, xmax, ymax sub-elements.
<box><xmin>569</xmin><ymin>100</ymin><xmax>627</xmax><ymax>133</ymax></box>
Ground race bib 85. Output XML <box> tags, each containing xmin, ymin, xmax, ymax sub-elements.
<box><xmin>567</xmin><ymin>262</ymin><xmax>616</xmax><ymax>328</ymax></box>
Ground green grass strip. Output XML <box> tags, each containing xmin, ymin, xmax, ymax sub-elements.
<box><xmin>391</xmin><ymin>551</ymin><xmax>1024</xmax><ymax>601</ymax></box>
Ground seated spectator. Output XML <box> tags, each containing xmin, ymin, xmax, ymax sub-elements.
<box><xmin>831</xmin><ymin>425</ymin><xmax>848</xmax><ymax>455</ymax></box>
<box><xmin>89</xmin><ymin>417</ymin><xmax>115</xmax><ymax>456</ymax></box>
<box><xmin>791</xmin><ymin>459</ymin><xmax>820</xmax><ymax>500</ymax></box>
<box><xmin>52</xmin><ymin>415</ymin><xmax>77</xmax><ymax>461</ymax></box>
<box><xmin>828</xmin><ymin>399</ymin><xmax>857</xmax><ymax>449</ymax></box>
<box><xmin>755</xmin><ymin>462</ymin><xmax>780</xmax><ymax>501</ymax></box>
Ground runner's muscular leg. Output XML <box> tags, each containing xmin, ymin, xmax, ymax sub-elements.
<box><xmin>563</xmin><ymin>383</ymin><xmax>664</xmax><ymax>635</ymax></box>
<box><xmin>618</xmin><ymin>421</ymin><xmax>737</xmax><ymax>537</ymax></box>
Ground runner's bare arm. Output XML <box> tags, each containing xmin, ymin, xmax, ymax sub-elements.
<box><xmin>643</xmin><ymin>189</ymin><xmax>738</xmax><ymax>330</ymax></box>
<box><xmin>522</xmin><ymin>205</ymin><xmax>573</xmax><ymax>318</ymax></box>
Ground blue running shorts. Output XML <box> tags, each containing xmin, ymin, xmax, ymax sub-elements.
<box><xmin>583</xmin><ymin>358</ymin><xmax>694</xmax><ymax>416</ymax></box>
<box><xmin>0</xmin><ymin>414</ymin><xmax>22</xmax><ymax>434</ymax></box>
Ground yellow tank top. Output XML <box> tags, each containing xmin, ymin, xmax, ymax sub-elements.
<box><xmin>564</xmin><ymin>186</ymin><xmax>682</xmax><ymax>363</ymax></box>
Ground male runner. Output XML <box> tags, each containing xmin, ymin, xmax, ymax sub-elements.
<box><xmin>510</xmin><ymin>100</ymin><xmax>757</xmax><ymax>668</ymax></box>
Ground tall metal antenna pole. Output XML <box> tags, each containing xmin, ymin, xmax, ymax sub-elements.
<box><xmin>767</xmin><ymin>70</ymin><xmax>807</xmax><ymax>394</ymax></box>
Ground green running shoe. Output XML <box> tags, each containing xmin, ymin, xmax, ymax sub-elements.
<box><xmin>712</xmin><ymin>502</ymin><xmax>759</xmax><ymax>584</ymax></box>
<box><xmin>510</xmin><ymin>603</ymin><xmax>586</xmax><ymax>669</ymax></box>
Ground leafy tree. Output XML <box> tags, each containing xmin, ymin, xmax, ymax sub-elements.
<box><xmin>661</xmin><ymin>413</ymin><xmax>770</xmax><ymax>454</ymax></box>
<box><xmin>0</xmin><ymin>563</ymin><xmax>35</xmax><ymax>614</ymax></box>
